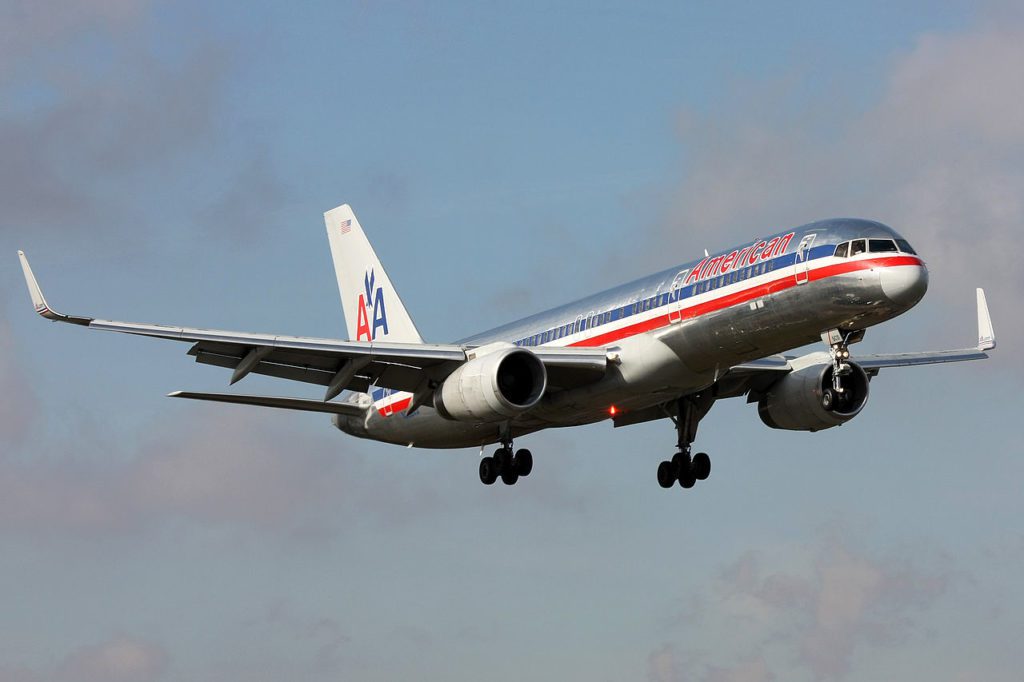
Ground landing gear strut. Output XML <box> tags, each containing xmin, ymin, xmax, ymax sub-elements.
<box><xmin>822</xmin><ymin>329</ymin><xmax>853</xmax><ymax>394</ymax></box>
<box><xmin>821</xmin><ymin>328</ymin><xmax>865</xmax><ymax>410</ymax></box>
<box><xmin>658</xmin><ymin>393</ymin><xmax>714</xmax><ymax>490</ymax></box>
<box><xmin>479</xmin><ymin>430</ymin><xmax>533</xmax><ymax>486</ymax></box>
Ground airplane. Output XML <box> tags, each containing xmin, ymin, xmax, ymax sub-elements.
<box><xmin>18</xmin><ymin>205</ymin><xmax>996</xmax><ymax>490</ymax></box>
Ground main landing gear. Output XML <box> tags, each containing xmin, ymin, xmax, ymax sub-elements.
<box><xmin>479</xmin><ymin>433</ymin><xmax>533</xmax><ymax>486</ymax></box>
<box><xmin>657</xmin><ymin>393</ymin><xmax>714</xmax><ymax>490</ymax></box>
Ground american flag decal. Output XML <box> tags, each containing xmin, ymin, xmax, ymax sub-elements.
<box><xmin>340</xmin><ymin>219</ymin><xmax>352</xmax><ymax>234</ymax></box>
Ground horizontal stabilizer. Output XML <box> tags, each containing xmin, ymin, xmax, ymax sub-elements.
<box><xmin>168</xmin><ymin>391</ymin><xmax>367</xmax><ymax>416</ymax></box>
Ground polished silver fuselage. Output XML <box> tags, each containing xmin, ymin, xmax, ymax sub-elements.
<box><xmin>334</xmin><ymin>218</ymin><xmax>928</xmax><ymax>448</ymax></box>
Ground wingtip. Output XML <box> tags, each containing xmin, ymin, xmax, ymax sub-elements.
<box><xmin>17</xmin><ymin>254</ymin><xmax>94</xmax><ymax>326</ymax></box>
<box><xmin>976</xmin><ymin>288</ymin><xmax>996</xmax><ymax>351</ymax></box>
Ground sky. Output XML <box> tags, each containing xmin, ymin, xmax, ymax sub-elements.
<box><xmin>2</xmin><ymin>1</ymin><xmax>1023</xmax><ymax>680</ymax></box>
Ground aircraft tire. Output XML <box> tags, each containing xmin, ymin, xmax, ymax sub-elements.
<box><xmin>671</xmin><ymin>451</ymin><xmax>691</xmax><ymax>478</ymax></box>
<box><xmin>501</xmin><ymin>468</ymin><xmax>519</xmax><ymax>486</ymax></box>
<box><xmin>514</xmin><ymin>449</ymin><xmax>533</xmax><ymax>477</ymax></box>
<box><xmin>692</xmin><ymin>452</ymin><xmax>711</xmax><ymax>481</ymax></box>
<box><xmin>494</xmin><ymin>447</ymin><xmax>512</xmax><ymax>473</ymax></box>
<box><xmin>657</xmin><ymin>461</ymin><xmax>676</xmax><ymax>488</ymax></box>
<box><xmin>679</xmin><ymin>471</ymin><xmax>697</xmax><ymax>489</ymax></box>
<box><xmin>479</xmin><ymin>457</ymin><xmax>498</xmax><ymax>485</ymax></box>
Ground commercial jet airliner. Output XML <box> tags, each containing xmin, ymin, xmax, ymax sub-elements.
<box><xmin>19</xmin><ymin>205</ymin><xmax>996</xmax><ymax>489</ymax></box>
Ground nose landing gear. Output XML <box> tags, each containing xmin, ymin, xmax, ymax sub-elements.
<box><xmin>822</xmin><ymin>328</ymin><xmax>865</xmax><ymax>410</ymax></box>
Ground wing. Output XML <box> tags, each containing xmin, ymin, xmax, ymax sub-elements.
<box><xmin>613</xmin><ymin>289</ymin><xmax>996</xmax><ymax>429</ymax></box>
<box><xmin>18</xmin><ymin>252</ymin><xmax>608</xmax><ymax>401</ymax></box>
<box><xmin>729</xmin><ymin>287</ymin><xmax>996</xmax><ymax>380</ymax></box>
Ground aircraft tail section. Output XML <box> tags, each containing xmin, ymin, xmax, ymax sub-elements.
<box><xmin>324</xmin><ymin>204</ymin><xmax>423</xmax><ymax>343</ymax></box>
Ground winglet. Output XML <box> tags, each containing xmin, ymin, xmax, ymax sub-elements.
<box><xmin>17</xmin><ymin>251</ymin><xmax>92</xmax><ymax>326</ymax></box>
<box><xmin>977</xmin><ymin>288</ymin><xmax>996</xmax><ymax>351</ymax></box>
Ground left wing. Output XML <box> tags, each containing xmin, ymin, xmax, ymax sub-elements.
<box><xmin>729</xmin><ymin>287</ymin><xmax>996</xmax><ymax>379</ymax></box>
<box><xmin>18</xmin><ymin>251</ymin><xmax>607</xmax><ymax>400</ymax></box>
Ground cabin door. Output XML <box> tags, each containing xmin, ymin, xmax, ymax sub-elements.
<box><xmin>794</xmin><ymin>234</ymin><xmax>816</xmax><ymax>285</ymax></box>
<box><xmin>669</xmin><ymin>270</ymin><xmax>689</xmax><ymax>323</ymax></box>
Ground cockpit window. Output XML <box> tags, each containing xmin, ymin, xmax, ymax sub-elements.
<box><xmin>895</xmin><ymin>239</ymin><xmax>917</xmax><ymax>255</ymax></box>
<box><xmin>834</xmin><ymin>242</ymin><xmax>849</xmax><ymax>258</ymax></box>
<box><xmin>850</xmin><ymin>239</ymin><xmax>867</xmax><ymax>256</ymax></box>
<box><xmin>869</xmin><ymin>239</ymin><xmax>898</xmax><ymax>253</ymax></box>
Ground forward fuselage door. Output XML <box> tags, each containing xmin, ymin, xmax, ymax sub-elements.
<box><xmin>669</xmin><ymin>269</ymin><xmax>689</xmax><ymax>323</ymax></box>
<box><xmin>794</xmin><ymin>234</ymin><xmax>816</xmax><ymax>285</ymax></box>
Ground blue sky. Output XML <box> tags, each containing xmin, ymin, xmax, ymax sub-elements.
<box><xmin>2</xmin><ymin>2</ymin><xmax>1022</xmax><ymax>680</ymax></box>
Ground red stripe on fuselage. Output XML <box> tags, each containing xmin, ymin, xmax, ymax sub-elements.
<box><xmin>568</xmin><ymin>255</ymin><xmax>922</xmax><ymax>348</ymax></box>
<box><xmin>374</xmin><ymin>255</ymin><xmax>923</xmax><ymax>415</ymax></box>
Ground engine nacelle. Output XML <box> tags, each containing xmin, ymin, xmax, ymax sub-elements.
<box><xmin>758</xmin><ymin>360</ymin><xmax>870</xmax><ymax>432</ymax></box>
<box><xmin>434</xmin><ymin>346</ymin><xmax>548</xmax><ymax>422</ymax></box>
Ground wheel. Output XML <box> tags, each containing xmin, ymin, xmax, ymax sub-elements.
<box><xmin>671</xmin><ymin>451</ymin><xmax>691</xmax><ymax>477</ymax></box>
<box><xmin>501</xmin><ymin>468</ymin><xmax>520</xmax><ymax>485</ymax></box>
<box><xmin>679</xmin><ymin>471</ymin><xmax>697</xmax><ymax>489</ymax></box>
<box><xmin>479</xmin><ymin>457</ymin><xmax>498</xmax><ymax>485</ymax></box>
<box><xmin>821</xmin><ymin>388</ymin><xmax>836</xmax><ymax>411</ymax></box>
<box><xmin>494</xmin><ymin>447</ymin><xmax>512</xmax><ymax>472</ymax></box>
<box><xmin>514</xmin><ymin>449</ymin><xmax>533</xmax><ymax>477</ymax></box>
<box><xmin>657</xmin><ymin>461</ymin><xmax>676</xmax><ymax>488</ymax></box>
<box><xmin>692</xmin><ymin>452</ymin><xmax>711</xmax><ymax>481</ymax></box>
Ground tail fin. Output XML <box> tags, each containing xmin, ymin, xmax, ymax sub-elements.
<box><xmin>324</xmin><ymin>204</ymin><xmax>423</xmax><ymax>343</ymax></box>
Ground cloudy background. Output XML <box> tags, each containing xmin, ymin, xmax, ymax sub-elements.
<box><xmin>2</xmin><ymin>1</ymin><xmax>1022</xmax><ymax>680</ymax></box>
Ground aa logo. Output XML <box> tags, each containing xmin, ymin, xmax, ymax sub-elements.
<box><xmin>355</xmin><ymin>268</ymin><xmax>389</xmax><ymax>341</ymax></box>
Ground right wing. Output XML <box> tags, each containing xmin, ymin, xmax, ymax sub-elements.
<box><xmin>18</xmin><ymin>251</ymin><xmax>608</xmax><ymax>402</ymax></box>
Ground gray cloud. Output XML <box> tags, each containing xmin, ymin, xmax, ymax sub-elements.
<box><xmin>655</xmin><ymin>20</ymin><xmax>1024</xmax><ymax>357</ymax></box>
<box><xmin>0</xmin><ymin>407</ymin><xmax>454</xmax><ymax>538</ymax></box>
<box><xmin>647</xmin><ymin>643</ymin><xmax>683</xmax><ymax>682</ymax></box>
<box><xmin>0</xmin><ymin>304</ymin><xmax>37</xmax><ymax>448</ymax></box>
<box><xmin>55</xmin><ymin>636</ymin><xmax>168</xmax><ymax>682</ymax></box>
<box><xmin>0</xmin><ymin>1</ymin><xmax>147</xmax><ymax>81</ymax></box>
<box><xmin>703</xmin><ymin>657</ymin><xmax>774</xmax><ymax>682</ymax></box>
<box><xmin>0</xmin><ymin>3</ymin><xmax>291</xmax><ymax>254</ymax></box>
<box><xmin>0</xmin><ymin>45</ymin><xmax>228</xmax><ymax>237</ymax></box>
<box><xmin>702</xmin><ymin>532</ymin><xmax>949</xmax><ymax>681</ymax></box>
<box><xmin>194</xmin><ymin>149</ymin><xmax>291</xmax><ymax>243</ymax></box>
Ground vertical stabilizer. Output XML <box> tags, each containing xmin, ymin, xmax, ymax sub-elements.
<box><xmin>324</xmin><ymin>204</ymin><xmax>423</xmax><ymax>343</ymax></box>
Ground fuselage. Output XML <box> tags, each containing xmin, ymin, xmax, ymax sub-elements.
<box><xmin>334</xmin><ymin>218</ymin><xmax>928</xmax><ymax>448</ymax></box>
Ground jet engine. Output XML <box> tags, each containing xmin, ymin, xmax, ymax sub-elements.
<box><xmin>757</xmin><ymin>360</ymin><xmax>870</xmax><ymax>432</ymax></box>
<box><xmin>434</xmin><ymin>346</ymin><xmax>548</xmax><ymax>422</ymax></box>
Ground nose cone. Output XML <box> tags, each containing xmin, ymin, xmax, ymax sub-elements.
<box><xmin>880</xmin><ymin>262</ymin><xmax>928</xmax><ymax>307</ymax></box>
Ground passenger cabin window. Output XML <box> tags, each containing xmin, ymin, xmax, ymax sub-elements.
<box><xmin>896</xmin><ymin>239</ymin><xmax>917</xmax><ymax>255</ymax></box>
<box><xmin>850</xmin><ymin>239</ymin><xmax>867</xmax><ymax>256</ymax></box>
<box><xmin>869</xmin><ymin>239</ymin><xmax>898</xmax><ymax>253</ymax></box>
<box><xmin>834</xmin><ymin>242</ymin><xmax>849</xmax><ymax>258</ymax></box>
